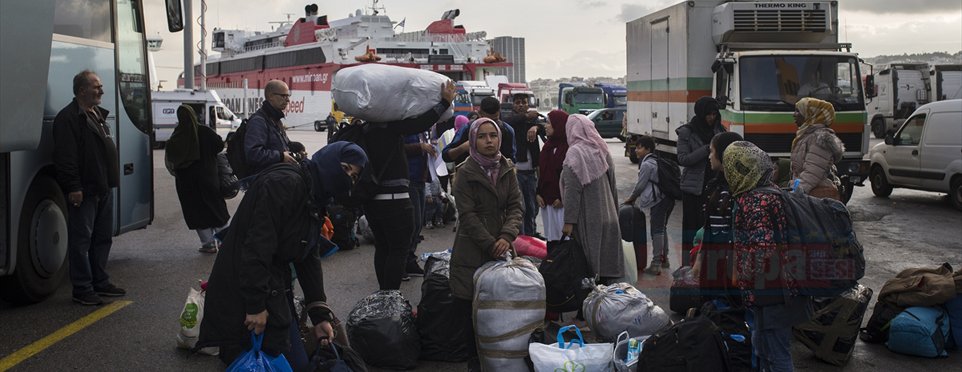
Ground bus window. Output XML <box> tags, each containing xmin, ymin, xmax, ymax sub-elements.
<box><xmin>53</xmin><ymin>0</ymin><xmax>112</xmax><ymax>43</ymax></box>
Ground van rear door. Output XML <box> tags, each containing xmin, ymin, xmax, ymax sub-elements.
<box><xmin>919</xmin><ymin>109</ymin><xmax>962</xmax><ymax>191</ymax></box>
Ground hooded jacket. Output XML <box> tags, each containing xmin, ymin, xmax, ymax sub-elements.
<box><xmin>675</xmin><ymin>97</ymin><xmax>726</xmax><ymax>195</ymax></box>
<box><xmin>790</xmin><ymin>124</ymin><xmax>844</xmax><ymax>193</ymax></box>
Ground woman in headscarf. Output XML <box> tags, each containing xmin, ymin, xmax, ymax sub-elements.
<box><xmin>449</xmin><ymin>118</ymin><xmax>523</xmax><ymax>372</ymax></box>
<box><xmin>165</xmin><ymin>105</ymin><xmax>230</xmax><ymax>253</ymax></box>
<box><xmin>791</xmin><ymin>97</ymin><xmax>845</xmax><ymax>200</ymax></box>
<box><xmin>536</xmin><ymin>110</ymin><xmax>569</xmax><ymax>241</ymax></box>
<box><xmin>197</xmin><ymin>141</ymin><xmax>367</xmax><ymax>369</ymax></box>
<box><xmin>723</xmin><ymin>141</ymin><xmax>812</xmax><ymax>372</ymax></box>
<box><xmin>676</xmin><ymin>96</ymin><xmax>727</xmax><ymax>267</ymax></box>
<box><xmin>561</xmin><ymin>114</ymin><xmax>623</xmax><ymax>282</ymax></box>
<box><xmin>692</xmin><ymin>132</ymin><xmax>743</xmax><ymax>292</ymax></box>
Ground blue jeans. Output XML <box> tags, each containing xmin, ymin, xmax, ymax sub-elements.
<box><xmin>408</xmin><ymin>182</ymin><xmax>425</xmax><ymax>263</ymax></box>
<box><xmin>67</xmin><ymin>192</ymin><xmax>113</xmax><ymax>296</ymax></box>
<box><xmin>516</xmin><ymin>170</ymin><xmax>539</xmax><ymax>236</ymax></box>
<box><xmin>752</xmin><ymin>326</ymin><xmax>794</xmax><ymax>372</ymax></box>
<box><xmin>649</xmin><ymin>197</ymin><xmax>674</xmax><ymax>265</ymax></box>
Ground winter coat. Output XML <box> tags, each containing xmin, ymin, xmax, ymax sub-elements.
<box><xmin>52</xmin><ymin>99</ymin><xmax>119</xmax><ymax>197</ymax></box>
<box><xmin>629</xmin><ymin>153</ymin><xmax>662</xmax><ymax>210</ymax></box>
<box><xmin>362</xmin><ymin>99</ymin><xmax>449</xmax><ymax>196</ymax></box>
<box><xmin>449</xmin><ymin>156</ymin><xmax>523</xmax><ymax>300</ymax></box>
<box><xmin>790</xmin><ymin>124</ymin><xmax>844</xmax><ymax>194</ymax></box>
<box><xmin>174</xmin><ymin>125</ymin><xmax>229</xmax><ymax>229</ymax></box>
<box><xmin>197</xmin><ymin>164</ymin><xmax>333</xmax><ymax>357</ymax></box>
<box><xmin>676</xmin><ymin>121</ymin><xmax>726</xmax><ymax>196</ymax></box>
<box><xmin>562</xmin><ymin>153</ymin><xmax>624</xmax><ymax>278</ymax></box>
<box><xmin>244</xmin><ymin>101</ymin><xmax>291</xmax><ymax>175</ymax></box>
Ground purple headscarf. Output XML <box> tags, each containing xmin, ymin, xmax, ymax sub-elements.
<box><xmin>468</xmin><ymin>118</ymin><xmax>503</xmax><ymax>186</ymax></box>
<box><xmin>454</xmin><ymin>115</ymin><xmax>470</xmax><ymax>132</ymax></box>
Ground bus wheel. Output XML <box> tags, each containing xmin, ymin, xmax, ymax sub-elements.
<box><xmin>0</xmin><ymin>176</ymin><xmax>68</xmax><ymax>304</ymax></box>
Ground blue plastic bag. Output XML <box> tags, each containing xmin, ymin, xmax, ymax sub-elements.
<box><xmin>227</xmin><ymin>332</ymin><xmax>294</xmax><ymax>372</ymax></box>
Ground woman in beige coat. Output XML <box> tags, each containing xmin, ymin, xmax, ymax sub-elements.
<box><xmin>449</xmin><ymin>118</ymin><xmax>523</xmax><ymax>371</ymax></box>
<box><xmin>791</xmin><ymin>97</ymin><xmax>845</xmax><ymax>199</ymax></box>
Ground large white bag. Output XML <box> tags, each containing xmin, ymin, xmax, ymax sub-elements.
<box><xmin>528</xmin><ymin>325</ymin><xmax>613</xmax><ymax>372</ymax></box>
<box><xmin>473</xmin><ymin>256</ymin><xmax>546</xmax><ymax>372</ymax></box>
<box><xmin>332</xmin><ymin>63</ymin><xmax>453</xmax><ymax>122</ymax></box>
<box><xmin>583</xmin><ymin>283</ymin><xmax>669</xmax><ymax>342</ymax></box>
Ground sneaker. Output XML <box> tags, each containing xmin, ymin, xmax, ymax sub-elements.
<box><xmin>198</xmin><ymin>241</ymin><xmax>218</xmax><ymax>254</ymax></box>
<box><xmin>643</xmin><ymin>263</ymin><xmax>662</xmax><ymax>276</ymax></box>
<box><xmin>406</xmin><ymin>262</ymin><xmax>425</xmax><ymax>277</ymax></box>
<box><xmin>425</xmin><ymin>222</ymin><xmax>434</xmax><ymax>230</ymax></box>
<box><xmin>95</xmin><ymin>283</ymin><xmax>127</xmax><ymax>297</ymax></box>
<box><xmin>73</xmin><ymin>292</ymin><xmax>105</xmax><ymax>306</ymax></box>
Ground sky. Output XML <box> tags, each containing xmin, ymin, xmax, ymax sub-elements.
<box><xmin>144</xmin><ymin>0</ymin><xmax>962</xmax><ymax>87</ymax></box>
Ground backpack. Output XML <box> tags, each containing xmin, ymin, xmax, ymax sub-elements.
<box><xmin>538</xmin><ymin>238</ymin><xmax>592</xmax><ymax>313</ymax></box>
<box><xmin>886</xmin><ymin>306</ymin><xmax>951</xmax><ymax>358</ymax></box>
<box><xmin>759</xmin><ymin>188</ymin><xmax>865</xmax><ymax>297</ymax></box>
<box><xmin>652</xmin><ymin>154</ymin><xmax>683</xmax><ymax>200</ymax></box>
<box><xmin>859</xmin><ymin>300</ymin><xmax>906</xmax><ymax>343</ymax></box>
<box><xmin>225</xmin><ymin>112</ymin><xmax>263</xmax><ymax>179</ymax></box>
<box><xmin>700</xmin><ymin>300</ymin><xmax>753</xmax><ymax>372</ymax></box>
<box><xmin>637</xmin><ymin>314</ymin><xmax>733</xmax><ymax>372</ymax></box>
<box><xmin>793</xmin><ymin>284</ymin><xmax>874</xmax><ymax>366</ymax></box>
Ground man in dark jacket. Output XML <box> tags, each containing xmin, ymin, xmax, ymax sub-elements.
<box><xmin>441</xmin><ymin>96</ymin><xmax>516</xmax><ymax>164</ymax></box>
<box><xmin>244</xmin><ymin>80</ymin><xmax>296</xmax><ymax>174</ymax></box>
<box><xmin>675</xmin><ymin>96</ymin><xmax>726</xmax><ymax>267</ymax></box>
<box><xmin>53</xmin><ymin>70</ymin><xmax>126</xmax><ymax>306</ymax></box>
<box><xmin>364</xmin><ymin>81</ymin><xmax>456</xmax><ymax>290</ymax></box>
<box><xmin>504</xmin><ymin>93</ymin><xmax>545</xmax><ymax>237</ymax></box>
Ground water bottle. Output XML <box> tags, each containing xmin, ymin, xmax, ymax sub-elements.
<box><xmin>626</xmin><ymin>338</ymin><xmax>641</xmax><ymax>363</ymax></box>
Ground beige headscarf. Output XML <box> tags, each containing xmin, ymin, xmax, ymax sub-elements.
<box><xmin>723</xmin><ymin>141</ymin><xmax>774</xmax><ymax>196</ymax></box>
<box><xmin>793</xmin><ymin>97</ymin><xmax>835</xmax><ymax>148</ymax></box>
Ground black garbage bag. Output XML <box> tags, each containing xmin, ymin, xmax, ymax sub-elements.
<box><xmin>347</xmin><ymin>290</ymin><xmax>420</xmax><ymax>370</ymax></box>
<box><xmin>416</xmin><ymin>255</ymin><xmax>470</xmax><ymax>362</ymax></box>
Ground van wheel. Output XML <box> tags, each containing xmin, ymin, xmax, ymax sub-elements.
<box><xmin>0</xmin><ymin>176</ymin><xmax>68</xmax><ymax>304</ymax></box>
<box><xmin>871</xmin><ymin>118</ymin><xmax>886</xmax><ymax>139</ymax></box>
<box><xmin>950</xmin><ymin>176</ymin><xmax>962</xmax><ymax>211</ymax></box>
<box><xmin>870</xmin><ymin>166</ymin><xmax>893</xmax><ymax>197</ymax></box>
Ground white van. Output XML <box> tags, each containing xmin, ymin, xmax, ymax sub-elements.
<box><xmin>152</xmin><ymin>89</ymin><xmax>241</xmax><ymax>146</ymax></box>
<box><xmin>868</xmin><ymin>99</ymin><xmax>962</xmax><ymax>210</ymax></box>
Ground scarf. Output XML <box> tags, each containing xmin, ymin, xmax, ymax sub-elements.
<box><xmin>793</xmin><ymin>97</ymin><xmax>835</xmax><ymax>149</ymax></box>
<box><xmin>723</xmin><ymin>141</ymin><xmax>774</xmax><ymax>196</ymax></box>
<box><xmin>468</xmin><ymin>118</ymin><xmax>503</xmax><ymax>186</ymax></box>
<box><xmin>538</xmin><ymin>110</ymin><xmax>570</xmax><ymax>203</ymax></box>
<box><xmin>308</xmin><ymin>141</ymin><xmax>368</xmax><ymax>204</ymax></box>
<box><xmin>454</xmin><ymin>115</ymin><xmax>470</xmax><ymax>132</ymax></box>
<box><xmin>563</xmin><ymin>114</ymin><xmax>610</xmax><ymax>186</ymax></box>
<box><xmin>165</xmin><ymin>105</ymin><xmax>200</xmax><ymax>170</ymax></box>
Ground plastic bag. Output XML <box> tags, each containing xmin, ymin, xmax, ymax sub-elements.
<box><xmin>346</xmin><ymin>290</ymin><xmax>420</xmax><ymax>369</ymax></box>
<box><xmin>474</xmin><ymin>256</ymin><xmax>546</xmax><ymax>371</ymax></box>
<box><xmin>332</xmin><ymin>64</ymin><xmax>453</xmax><ymax>123</ymax></box>
<box><xmin>226</xmin><ymin>332</ymin><xmax>293</xmax><ymax>372</ymax></box>
<box><xmin>417</xmin><ymin>255</ymin><xmax>469</xmax><ymax>362</ymax></box>
<box><xmin>175</xmin><ymin>287</ymin><xmax>218</xmax><ymax>356</ymax></box>
<box><xmin>583</xmin><ymin>283</ymin><xmax>669</xmax><ymax>341</ymax></box>
<box><xmin>528</xmin><ymin>325</ymin><xmax>613</xmax><ymax>372</ymax></box>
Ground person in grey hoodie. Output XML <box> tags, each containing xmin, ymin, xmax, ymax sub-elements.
<box><xmin>623</xmin><ymin>135</ymin><xmax>675</xmax><ymax>275</ymax></box>
<box><xmin>675</xmin><ymin>96</ymin><xmax>726</xmax><ymax>267</ymax></box>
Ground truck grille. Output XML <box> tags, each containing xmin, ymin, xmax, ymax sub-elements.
<box><xmin>744</xmin><ymin>133</ymin><xmax>862</xmax><ymax>154</ymax></box>
<box><xmin>733</xmin><ymin>9</ymin><xmax>828</xmax><ymax>32</ymax></box>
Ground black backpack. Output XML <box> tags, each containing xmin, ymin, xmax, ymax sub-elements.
<box><xmin>637</xmin><ymin>314</ymin><xmax>732</xmax><ymax>372</ymax></box>
<box><xmin>538</xmin><ymin>238</ymin><xmax>592</xmax><ymax>313</ymax></box>
<box><xmin>225</xmin><ymin>112</ymin><xmax>263</xmax><ymax>179</ymax></box>
<box><xmin>859</xmin><ymin>300</ymin><xmax>905</xmax><ymax>344</ymax></box>
<box><xmin>652</xmin><ymin>154</ymin><xmax>683</xmax><ymax>200</ymax></box>
<box><xmin>700</xmin><ymin>300</ymin><xmax>753</xmax><ymax>372</ymax></box>
<box><xmin>759</xmin><ymin>188</ymin><xmax>865</xmax><ymax>297</ymax></box>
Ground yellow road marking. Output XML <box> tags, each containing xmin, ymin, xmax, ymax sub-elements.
<box><xmin>0</xmin><ymin>300</ymin><xmax>132</xmax><ymax>371</ymax></box>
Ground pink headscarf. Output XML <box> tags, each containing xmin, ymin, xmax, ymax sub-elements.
<box><xmin>454</xmin><ymin>115</ymin><xmax>470</xmax><ymax>132</ymax></box>
<box><xmin>563</xmin><ymin>114</ymin><xmax>610</xmax><ymax>186</ymax></box>
<box><xmin>468</xmin><ymin>118</ymin><xmax>503</xmax><ymax>186</ymax></box>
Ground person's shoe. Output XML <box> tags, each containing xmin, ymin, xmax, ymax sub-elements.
<box><xmin>198</xmin><ymin>241</ymin><xmax>218</xmax><ymax>254</ymax></box>
<box><xmin>643</xmin><ymin>263</ymin><xmax>662</xmax><ymax>276</ymax></box>
<box><xmin>425</xmin><ymin>222</ymin><xmax>434</xmax><ymax>230</ymax></box>
<box><xmin>95</xmin><ymin>283</ymin><xmax>127</xmax><ymax>297</ymax></box>
<box><xmin>661</xmin><ymin>260</ymin><xmax>671</xmax><ymax>269</ymax></box>
<box><xmin>406</xmin><ymin>262</ymin><xmax>425</xmax><ymax>277</ymax></box>
<box><xmin>73</xmin><ymin>292</ymin><xmax>105</xmax><ymax>306</ymax></box>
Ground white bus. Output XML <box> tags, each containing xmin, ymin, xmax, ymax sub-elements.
<box><xmin>0</xmin><ymin>0</ymin><xmax>183</xmax><ymax>303</ymax></box>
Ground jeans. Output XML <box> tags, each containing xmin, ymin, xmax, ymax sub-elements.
<box><xmin>67</xmin><ymin>192</ymin><xmax>113</xmax><ymax>296</ymax></box>
<box><xmin>681</xmin><ymin>192</ymin><xmax>707</xmax><ymax>267</ymax></box>
<box><xmin>752</xmin><ymin>326</ymin><xmax>794</xmax><ymax>372</ymax></box>
<box><xmin>516</xmin><ymin>170</ymin><xmax>539</xmax><ymax>236</ymax></box>
<box><xmin>649</xmin><ymin>197</ymin><xmax>675</xmax><ymax>266</ymax></box>
<box><xmin>195</xmin><ymin>224</ymin><xmax>227</xmax><ymax>245</ymax></box>
<box><xmin>408</xmin><ymin>182</ymin><xmax>426</xmax><ymax>265</ymax></box>
<box><xmin>364</xmin><ymin>198</ymin><xmax>415</xmax><ymax>290</ymax></box>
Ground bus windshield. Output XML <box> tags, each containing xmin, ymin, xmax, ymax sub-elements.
<box><xmin>739</xmin><ymin>55</ymin><xmax>864</xmax><ymax>111</ymax></box>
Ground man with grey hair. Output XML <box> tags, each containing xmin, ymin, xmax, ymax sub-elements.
<box><xmin>53</xmin><ymin>70</ymin><xmax>126</xmax><ymax>305</ymax></box>
<box><xmin>243</xmin><ymin>80</ymin><xmax>296</xmax><ymax>175</ymax></box>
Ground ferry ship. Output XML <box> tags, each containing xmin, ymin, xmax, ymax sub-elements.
<box><xmin>180</xmin><ymin>3</ymin><xmax>511</xmax><ymax>127</ymax></box>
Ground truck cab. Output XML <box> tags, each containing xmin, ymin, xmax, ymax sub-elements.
<box><xmin>558</xmin><ymin>83</ymin><xmax>604</xmax><ymax>114</ymax></box>
<box><xmin>865</xmin><ymin>63</ymin><xmax>931</xmax><ymax>139</ymax></box>
<box><xmin>594</xmin><ymin>83</ymin><xmax>628</xmax><ymax>108</ymax></box>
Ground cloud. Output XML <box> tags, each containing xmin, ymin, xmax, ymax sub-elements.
<box><xmin>617</xmin><ymin>4</ymin><xmax>653</xmax><ymax>22</ymax></box>
<box><xmin>583</xmin><ymin>1</ymin><xmax>607</xmax><ymax>8</ymax></box>
<box><xmin>840</xmin><ymin>0</ymin><xmax>961</xmax><ymax>14</ymax></box>
<box><xmin>529</xmin><ymin>49</ymin><xmax>627</xmax><ymax>80</ymax></box>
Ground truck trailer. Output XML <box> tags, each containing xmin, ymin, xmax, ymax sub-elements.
<box><xmin>625</xmin><ymin>0</ymin><xmax>869</xmax><ymax>203</ymax></box>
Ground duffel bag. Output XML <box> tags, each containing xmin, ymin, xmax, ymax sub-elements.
<box><xmin>886</xmin><ymin>306</ymin><xmax>951</xmax><ymax>358</ymax></box>
<box><xmin>637</xmin><ymin>314</ymin><xmax>732</xmax><ymax>372</ymax></box>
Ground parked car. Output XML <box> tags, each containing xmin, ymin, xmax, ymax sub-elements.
<box><xmin>587</xmin><ymin>107</ymin><xmax>626</xmax><ymax>140</ymax></box>
<box><xmin>868</xmin><ymin>99</ymin><xmax>962</xmax><ymax>210</ymax></box>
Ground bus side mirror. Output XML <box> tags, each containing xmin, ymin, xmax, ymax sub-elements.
<box><xmin>166</xmin><ymin>0</ymin><xmax>184</xmax><ymax>32</ymax></box>
<box><xmin>717</xmin><ymin>96</ymin><xmax>730</xmax><ymax>109</ymax></box>
<box><xmin>864</xmin><ymin>75</ymin><xmax>876</xmax><ymax>98</ymax></box>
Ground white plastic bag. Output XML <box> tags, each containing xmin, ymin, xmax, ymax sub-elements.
<box><xmin>176</xmin><ymin>287</ymin><xmax>218</xmax><ymax>355</ymax></box>
<box><xmin>332</xmin><ymin>63</ymin><xmax>452</xmax><ymax>122</ymax></box>
<box><xmin>528</xmin><ymin>325</ymin><xmax>613</xmax><ymax>372</ymax></box>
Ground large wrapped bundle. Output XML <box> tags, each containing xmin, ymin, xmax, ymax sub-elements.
<box><xmin>332</xmin><ymin>64</ymin><xmax>452</xmax><ymax>122</ymax></box>
<box><xmin>474</xmin><ymin>256</ymin><xmax>546</xmax><ymax>372</ymax></box>
<box><xmin>347</xmin><ymin>290</ymin><xmax>420</xmax><ymax>369</ymax></box>
<box><xmin>583</xmin><ymin>283</ymin><xmax>670</xmax><ymax>342</ymax></box>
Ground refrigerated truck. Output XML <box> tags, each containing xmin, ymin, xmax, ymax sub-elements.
<box><xmin>865</xmin><ymin>63</ymin><xmax>930</xmax><ymax>139</ymax></box>
<box><xmin>625</xmin><ymin>0</ymin><xmax>870</xmax><ymax>202</ymax></box>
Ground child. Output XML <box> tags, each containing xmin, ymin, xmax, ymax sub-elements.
<box><xmin>623</xmin><ymin>135</ymin><xmax>675</xmax><ymax>276</ymax></box>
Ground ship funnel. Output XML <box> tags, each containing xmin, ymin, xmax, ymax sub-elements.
<box><xmin>441</xmin><ymin>9</ymin><xmax>460</xmax><ymax>21</ymax></box>
<box><xmin>305</xmin><ymin>4</ymin><xmax>318</xmax><ymax>17</ymax></box>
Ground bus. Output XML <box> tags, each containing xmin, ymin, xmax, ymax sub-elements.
<box><xmin>0</xmin><ymin>0</ymin><xmax>182</xmax><ymax>303</ymax></box>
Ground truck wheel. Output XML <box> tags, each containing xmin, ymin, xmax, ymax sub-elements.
<box><xmin>870</xmin><ymin>166</ymin><xmax>893</xmax><ymax>198</ymax></box>
<box><xmin>628</xmin><ymin>148</ymin><xmax>639</xmax><ymax>163</ymax></box>
<box><xmin>0</xmin><ymin>176</ymin><xmax>68</xmax><ymax>304</ymax></box>
<box><xmin>871</xmin><ymin>118</ymin><xmax>886</xmax><ymax>139</ymax></box>
<box><xmin>950</xmin><ymin>176</ymin><xmax>962</xmax><ymax>212</ymax></box>
<box><xmin>314</xmin><ymin>120</ymin><xmax>323</xmax><ymax>132</ymax></box>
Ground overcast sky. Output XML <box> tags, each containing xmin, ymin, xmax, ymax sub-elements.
<box><xmin>144</xmin><ymin>0</ymin><xmax>962</xmax><ymax>87</ymax></box>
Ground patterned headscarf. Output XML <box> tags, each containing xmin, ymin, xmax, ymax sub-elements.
<box><xmin>563</xmin><ymin>114</ymin><xmax>610</xmax><ymax>186</ymax></box>
<box><xmin>723</xmin><ymin>141</ymin><xmax>774</xmax><ymax>196</ymax></box>
<box><xmin>468</xmin><ymin>118</ymin><xmax>503</xmax><ymax>186</ymax></box>
<box><xmin>794</xmin><ymin>97</ymin><xmax>835</xmax><ymax>148</ymax></box>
